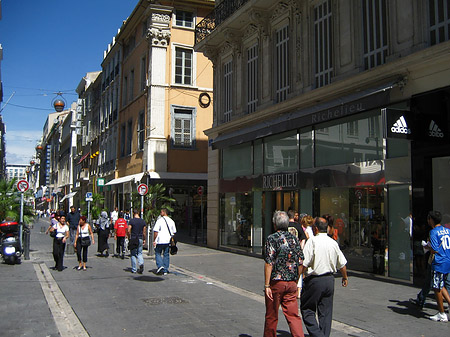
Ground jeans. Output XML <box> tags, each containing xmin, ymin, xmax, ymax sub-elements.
<box><xmin>155</xmin><ymin>244</ymin><xmax>170</xmax><ymax>272</ymax></box>
<box><xmin>130</xmin><ymin>239</ymin><xmax>143</xmax><ymax>273</ymax></box>
<box><xmin>69</xmin><ymin>228</ymin><xmax>77</xmax><ymax>245</ymax></box>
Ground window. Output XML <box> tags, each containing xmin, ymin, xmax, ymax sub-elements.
<box><xmin>222</xmin><ymin>143</ymin><xmax>253</xmax><ymax>179</ymax></box>
<box><xmin>264</xmin><ymin>132</ymin><xmax>298</xmax><ymax>174</ymax></box>
<box><xmin>314</xmin><ymin>0</ymin><xmax>333</xmax><ymax>88</ymax></box>
<box><xmin>129</xmin><ymin>70</ymin><xmax>134</xmax><ymax>102</ymax></box>
<box><xmin>175</xmin><ymin>47</ymin><xmax>192</xmax><ymax>85</ymax></box>
<box><xmin>172</xmin><ymin>107</ymin><xmax>195</xmax><ymax>148</ymax></box>
<box><xmin>126</xmin><ymin>120</ymin><xmax>132</xmax><ymax>155</ymax></box>
<box><xmin>223</xmin><ymin>60</ymin><xmax>233</xmax><ymax>122</ymax></box>
<box><xmin>275</xmin><ymin>25</ymin><xmax>290</xmax><ymax>102</ymax></box>
<box><xmin>120</xmin><ymin>124</ymin><xmax>126</xmax><ymax>157</ymax></box>
<box><xmin>140</xmin><ymin>57</ymin><xmax>147</xmax><ymax>91</ymax></box>
<box><xmin>175</xmin><ymin>10</ymin><xmax>194</xmax><ymax>28</ymax></box>
<box><xmin>138</xmin><ymin>111</ymin><xmax>145</xmax><ymax>151</ymax></box>
<box><xmin>247</xmin><ymin>44</ymin><xmax>259</xmax><ymax>113</ymax></box>
<box><xmin>429</xmin><ymin>0</ymin><xmax>450</xmax><ymax>45</ymax></box>
<box><xmin>347</xmin><ymin>121</ymin><xmax>359</xmax><ymax>137</ymax></box>
<box><xmin>123</xmin><ymin>76</ymin><xmax>128</xmax><ymax>106</ymax></box>
<box><xmin>362</xmin><ymin>0</ymin><xmax>388</xmax><ymax>70</ymax></box>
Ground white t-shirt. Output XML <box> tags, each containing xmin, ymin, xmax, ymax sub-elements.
<box><xmin>153</xmin><ymin>216</ymin><xmax>176</xmax><ymax>244</ymax></box>
<box><xmin>53</xmin><ymin>223</ymin><xmax>69</xmax><ymax>238</ymax></box>
<box><xmin>111</xmin><ymin>210</ymin><xmax>118</xmax><ymax>222</ymax></box>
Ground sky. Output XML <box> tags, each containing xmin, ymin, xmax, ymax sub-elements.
<box><xmin>0</xmin><ymin>0</ymin><xmax>139</xmax><ymax>164</ymax></box>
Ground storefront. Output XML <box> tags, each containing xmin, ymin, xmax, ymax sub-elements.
<box><xmin>214</xmin><ymin>85</ymin><xmax>450</xmax><ymax>282</ymax></box>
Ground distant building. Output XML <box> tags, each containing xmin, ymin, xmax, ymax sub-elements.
<box><xmin>6</xmin><ymin>164</ymin><xmax>27</xmax><ymax>181</ymax></box>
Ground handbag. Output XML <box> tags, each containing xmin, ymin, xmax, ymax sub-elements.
<box><xmin>79</xmin><ymin>226</ymin><xmax>91</xmax><ymax>247</ymax></box>
<box><xmin>128</xmin><ymin>237</ymin><xmax>139</xmax><ymax>251</ymax></box>
<box><xmin>50</xmin><ymin>230</ymin><xmax>56</xmax><ymax>238</ymax></box>
<box><xmin>163</xmin><ymin>217</ymin><xmax>178</xmax><ymax>255</ymax></box>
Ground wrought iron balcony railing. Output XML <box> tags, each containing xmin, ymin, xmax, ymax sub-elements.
<box><xmin>195</xmin><ymin>0</ymin><xmax>250</xmax><ymax>45</ymax></box>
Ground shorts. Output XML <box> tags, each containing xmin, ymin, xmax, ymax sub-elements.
<box><xmin>431</xmin><ymin>270</ymin><xmax>448</xmax><ymax>290</ymax></box>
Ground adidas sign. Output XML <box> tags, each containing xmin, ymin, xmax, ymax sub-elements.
<box><xmin>429</xmin><ymin>120</ymin><xmax>444</xmax><ymax>138</ymax></box>
<box><xmin>391</xmin><ymin>116</ymin><xmax>411</xmax><ymax>134</ymax></box>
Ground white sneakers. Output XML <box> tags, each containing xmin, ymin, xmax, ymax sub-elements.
<box><xmin>429</xmin><ymin>312</ymin><xmax>448</xmax><ymax>322</ymax></box>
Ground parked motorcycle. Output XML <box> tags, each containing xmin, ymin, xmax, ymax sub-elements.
<box><xmin>0</xmin><ymin>221</ymin><xmax>23</xmax><ymax>264</ymax></box>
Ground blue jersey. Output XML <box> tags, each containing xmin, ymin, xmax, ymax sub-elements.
<box><xmin>430</xmin><ymin>225</ymin><xmax>450</xmax><ymax>273</ymax></box>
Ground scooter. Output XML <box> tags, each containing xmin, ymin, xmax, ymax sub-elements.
<box><xmin>0</xmin><ymin>221</ymin><xmax>23</xmax><ymax>264</ymax></box>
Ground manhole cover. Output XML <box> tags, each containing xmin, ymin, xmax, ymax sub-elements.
<box><xmin>143</xmin><ymin>296</ymin><xmax>188</xmax><ymax>305</ymax></box>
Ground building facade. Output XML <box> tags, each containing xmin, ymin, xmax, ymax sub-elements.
<box><xmin>196</xmin><ymin>0</ymin><xmax>450</xmax><ymax>282</ymax></box>
<box><xmin>5</xmin><ymin>164</ymin><xmax>27</xmax><ymax>181</ymax></box>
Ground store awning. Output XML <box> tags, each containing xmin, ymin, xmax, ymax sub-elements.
<box><xmin>211</xmin><ymin>79</ymin><xmax>400</xmax><ymax>149</ymax></box>
<box><xmin>105</xmin><ymin>172</ymin><xmax>145</xmax><ymax>186</ymax></box>
<box><xmin>147</xmin><ymin>172</ymin><xmax>207</xmax><ymax>180</ymax></box>
<box><xmin>59</xmin><ymin>191</ymin><xmax>77</xmax><ymax>203</ymax></box>
<box><xmin>78</xmin><ymin>152</ymin><xmax>90</xmax><ymax>164</ymax></box>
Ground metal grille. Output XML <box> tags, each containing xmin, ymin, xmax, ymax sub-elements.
<box><xmin>429</xmin><ymin>0</ymin><xmax>450</xmax><ymax>45</ymax></box>
<box><xmin>247</xmin><ymin>44</ymin><xmax>258</xmax><ymax>113</ymax></box>
<box><xmin>143</xmin><ymin>297</ymin><xmax>188</xmax><ymax>305</ymax></box>
<box><xmin>314</xmin><ymin>0</ymin><xmax>333</xmax><ymax>88</ymax></box>
<box><xmin>362</xmin><ymin>0</ymin><xmax>388</xmax><ymax>70</ymax></box>
<box><xmin>275</xmin><ymin>25</ymin><xmax>289</xmax><ymax>103</ymax></box>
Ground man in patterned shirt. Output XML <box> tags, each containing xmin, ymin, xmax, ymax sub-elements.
<box><xmin>264</xmin><ymin>211</ymin><xmax>304</xmax><ymax>337</ymax></box>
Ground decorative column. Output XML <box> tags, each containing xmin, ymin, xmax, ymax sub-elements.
<box><xmin>144</xmin><ymin>7</ymin><xmax>172</xmax><ymax>173</ymax></box>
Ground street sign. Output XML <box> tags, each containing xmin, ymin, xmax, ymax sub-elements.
<box><xmin>86</xmin><ymin>198</ymin><xmax>93</xmax><ymax>202</ymax></box>
<box><xmin>137</xmin><ymin>183</ymin><xmax>148</xmax><ymax>196</ymax></box>
<box><xmin>86</xmin><ymin>192</ymin><xmax>92</xmax><ymax>199</ymax></box>
<box><xmin>355</xmin><ymin>190</ymin><xmax>363</xmax><ymax>200</ymax></box>
<box><xmin>17</xmin><ymin>180</ymin><xmax>29</xmax><ymax>192</ymax></box>
<box><xmin>197</xmin><ymin>185</ymin><xmax>204</xmax><ymax>196</ymax></box>
<box><xmin>97</xmin><ymin>178</ymin><xmax>105</xmax><ymax>186</ymax></box>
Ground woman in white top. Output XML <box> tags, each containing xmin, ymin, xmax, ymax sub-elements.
<box><xmin>74</xmin><ymin>216</ymin><xmax>95</xmax><ymax>270</ymax></box>
<box><xmin>49</xmin><ymin>215</ymin><xmax>69</xmax><ymax>271</ymax></box>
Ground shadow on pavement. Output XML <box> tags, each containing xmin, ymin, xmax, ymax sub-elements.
<box><xmin>387</xmin><ymin>299</ymin><xmax>430</xmax><ymax>319</ymax></box>
<box><xmin>133</xmin><ymin>275</ymin><xmax>165</xmax><ymax>282</ymax></box>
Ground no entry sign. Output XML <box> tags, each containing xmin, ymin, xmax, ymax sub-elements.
<box><xmin>137</xmin><ymin>183</ymin><xmax>148</xmax><ymax>196</ymax></box>
<box><xmin>17</xmin><ymin>180</ymin><xmax>29</xmax><ymax>192</ymax></box>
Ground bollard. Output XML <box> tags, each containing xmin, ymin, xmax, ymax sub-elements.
<box><xmin>23</xmin><ymin>227</ymin><xmax>30</xmax><ymax>260</ymax></box>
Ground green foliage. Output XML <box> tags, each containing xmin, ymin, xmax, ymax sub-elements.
<box><xmin>132</xmin><ymin>183</ymin><xmax>175</xmax><ymax>225</ymax></box>
<box><xmin>0</xmin><ymin>178</ymin><xmax>34</xmax><ymax>224</ymax></box>
<box><xmin>80</xmin><ymin>192</ymin><xmax>104</xmax><ymax>220</ymax></box>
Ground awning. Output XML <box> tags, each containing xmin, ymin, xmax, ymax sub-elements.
<box><xmin>59</xmin><ymin>191</ymin><xmax>77</xmax><ymax>203</ymax></box>
<box><xmin>147</xmin><ymin>172</ymin><xmax>207</xmax><ymax>180</ymax></box>
<box><xmin>105</xmin><ymin>172</ymin><xmax>145</xmax><ymax>186</ymax></box>
<box><xmin>212</xmin><ymin>79</ymin><xmax>399</xmax><ymax>149</ymax></box>
<box><xmin>78</xmin><ymin>152</ymin><xmax>90</xmax><ymax>164</ymax></box>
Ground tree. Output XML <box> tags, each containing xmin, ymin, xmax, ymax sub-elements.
<box><xmin>0</xmin><ymin>178</ymin><xmax>34</xmax><ymax>224</ymax></box>
<box><xmin>80</xmin><ymin>192</ymin><xmax>104</xmax><ymax>222</ymax></box>
<box><xmin>131</xmin><ymin>183</ymin><xmax>175</xmax><ymax>225</ymax></box>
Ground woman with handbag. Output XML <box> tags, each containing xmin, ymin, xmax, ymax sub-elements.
<box><xmin>74</xmin><ymin>216</ymin><xmax>95</xmax><ymax>270</ymax></box>
<box><xmin>49</xmin><ymin>215</ymin><xmax>69</xmax><ymax>272</ymax></box>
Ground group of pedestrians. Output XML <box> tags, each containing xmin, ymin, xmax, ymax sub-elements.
<box><xmin>45</xmin><ymin>206</ymin><xmax>177</xmax><ymax>276</ymax></box>
<box><xmin>264</xmin><ymin>210</ymin><xmax>348</xmax><ymax>337</ymax></box>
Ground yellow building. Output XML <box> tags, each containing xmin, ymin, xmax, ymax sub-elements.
<box><xmin>100</xmin><ymin>0</ymin><xmax>214</xmax><ymax>234</ymax></box>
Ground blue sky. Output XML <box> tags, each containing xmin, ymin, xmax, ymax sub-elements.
<box><xmin>0</xmin><ymin>0</ymin><xmax>138</xmax><ymax>164</ymax></box>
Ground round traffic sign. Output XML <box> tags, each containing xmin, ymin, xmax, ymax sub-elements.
<box><xmin>137</xmin><ymin>183</ymin><xmax>148</xmax><ymax>196</ymax></box>
<box><xmin>17</xmin><ymin>180</ymin><xmax>29</xmax><ymax>192</ymax></box>
<box><xmin>197</xmin><ymin>185</ymin><xmax>204</xmax><ymax>196</ymax></box>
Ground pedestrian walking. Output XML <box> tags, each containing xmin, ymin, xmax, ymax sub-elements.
<box><xmin>300</xmin><ymin>216</ymin><xmax>348</xmax><ymax>337</ymax></box>
<box><xmin>128</xmin><ymin>210</ymin><xmax>146</xmax><ymax>274</ymax></box>
<box><xmin>49</xmin><ymin>215</ymin><xmax>69</xmax><ymax>272</ymax></box>
<box><xmin>97</xmin><ymin>211</ymin><xmax>110</xmax><ymax>257</ymax></box>
<box><xmin>427</xmin><ymin>211</ymin><xmax>450</xmax><ymax>322</ymax></box>
<box><xmin>66</xmin><ymin>205</ymin><xmax>81</xmax><ymax>245</ymax></box>
<box><xmin>114</xmin><ymin>212</ymin><xmax>128</xmax><ymax>259</ymax></box>
<box><xmin>110</xmin><ymin>206</ymin><xmax>119</xmax><ymax>236</ymax></box>
<box><xmin>153</xmin><ymin>208</ymin><xmax>177</xmax><ymax>275</ymax></box>
<box><xmin>74</xmin><ymin>215</ymin><xmax>95</xmax><ymax>270</ymax></box>
<box><xmin>264</xmin><ymin>211</ymin><xmax>304</xmax><ymax>337</ymax></box>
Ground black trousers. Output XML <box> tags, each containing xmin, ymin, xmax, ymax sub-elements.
<box><xmin>116</xmin><ymin>236</ymin><xmax>125</xmax><ymax>255</ymax></box>
<box><xmin>300</xmin><ymin>274</ymin><xmax>335</xmax><ymax>337</ymax></box>
<box><xmin>52</xmin><ymin>238</ymin><xmax>66</xmax><ymax>271</ymax></box>
<box><xmin>76</xmin><ymin>238</ymin><xmax>89</xmax><ymax>263</ymax></box>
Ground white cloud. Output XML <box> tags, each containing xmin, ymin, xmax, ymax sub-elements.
<box><xmin>5</xmin><ymin>130</ymin><xmax>43</xmax><ymax>165</ymax></box>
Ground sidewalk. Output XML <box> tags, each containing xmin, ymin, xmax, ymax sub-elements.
<box><xmin>2</xmin><ymin>217</ymin><xmax>448</xmax><ymax>337</ymax></box>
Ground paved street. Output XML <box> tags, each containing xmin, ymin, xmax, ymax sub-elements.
<box><xmin>0</xmin><ymin>217</ymin><xmax>448</xmax><ymax>337</ymax></box>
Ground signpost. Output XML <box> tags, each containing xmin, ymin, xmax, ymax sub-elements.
<box><xmin>86</xmin><ymin>192</ymin><xmax>93</xmax><ymax>224</ymax></box>
<box><xmin>17</xmin><ymin>180</ymin><xmax>29</xmax><ymax>260</ymax></box>
<box><xmin>137</xmin><ymin>183</ymin><xmax>148</xmax><ymax>219</ymax></box>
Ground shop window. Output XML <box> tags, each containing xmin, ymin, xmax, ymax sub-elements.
<box><xmin>315</xmin><ymin>110</ymin><xmax>382</xmax><ymax>167</ymax></box>
<box><xmin>222</xmin><ymin>143</ymin><xmax>252</xmax><ymax>179</ymax></box>
<box><xmin>275</xmin><ymin>25</ymin><xmax>290</xmax><ymax>102</ymax></box>
<box><xmin>254</xmin><ymin>139</ymin><xmax>263</xmax><ymax>175</ymax></box>
<box><xmin>300</xmin><ymin>128</ymin><xmax>313</xmax><ymax>169</ymax></box>
<box><xmin>362</xmin><ymin>0</ymin><xmax>388</xmax><ymax>70</ymax></box>
<box><xmin>220</xmin><ymin>192</ymin><xmax>254</xmax><ymax>251</ymax></box>
<box><xmin>429</xmin><ymin>0</ymin><xmax>450</xmax><ymax>45</ymax></box>
<box><xmin>264</xmin><ymin>132</ymin><xmax>298</xmax><ymax>174</ymax></box>
<box><xmin>314</xmin><ymin>0</ymin><xmax>333</xmax><ymax>88</ymax></box>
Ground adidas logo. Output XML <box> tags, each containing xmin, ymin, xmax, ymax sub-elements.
<box><xmin>391</xmin><ymin>116</ymin><xmax>411</xmax><ymax>134</ymax></box>
<box><xmin>429</xmin><ymin>120</ymin><xmax>444</xmax><ymax>138</ymax></box>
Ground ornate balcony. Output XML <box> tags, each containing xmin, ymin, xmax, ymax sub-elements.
<box><xmin>195</xmin><ymin>0</ymin><xmax>250</xmax><ymax>45</ymax></box>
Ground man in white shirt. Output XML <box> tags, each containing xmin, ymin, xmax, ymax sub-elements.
<box><xmin>300</xmin><ymin>217</ymin><xmax>348</xmax><ymax>337</ymax></box>
<box><xmin>153</xmin><ymin>208</ymin><xmax>176</xmax><ymax>275</ymax></box>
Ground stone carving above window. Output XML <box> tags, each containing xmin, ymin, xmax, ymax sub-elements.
<box><xmin>146</xmin><ymin>28</ymin><xmax>171</xmax><ymax>47</ymax></box>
